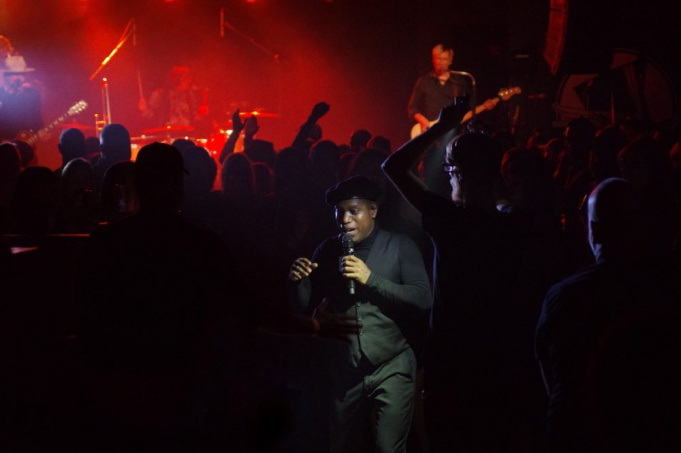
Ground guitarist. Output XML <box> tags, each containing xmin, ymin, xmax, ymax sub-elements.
<box><xmin>408</xmin><ymin>44</ymin><xmax>470</xmax><ymax>138</ymax></box>
<box><xmin>0</xmin><ymin>55</ymin><xmax>43</xmax><ymax>142</ymax></box>
<box><xmin>408</xmin><ymin>44</ymin><xmax>497</xmax><ymax>198</ymax></box>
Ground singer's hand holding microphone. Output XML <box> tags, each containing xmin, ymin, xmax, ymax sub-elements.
<box><xmin>340</xmin><ymin>234</ymin><xmax>370</xmax><ymax>296</ymax></box>
<box><xmin>340</xmin><ymin>255</ymin><xmax>371</xmax><ymax>286</ymax></box>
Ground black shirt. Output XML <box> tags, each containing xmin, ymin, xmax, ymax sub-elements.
<box><xmin>536</xmin><ymin>257</ymin><xmax>681</xmax><ymax>453</ymax></box>
<box><xmin>408</xmin><ymin>72</ymin><xmax>472</xmax><ymax>122</ymax></box>
<box><xmin>422</xmin><ymin>191</ymin><xmax>528</xmax><ymax>347</ymax></box>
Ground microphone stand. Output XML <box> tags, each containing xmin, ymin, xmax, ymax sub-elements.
<box><xmin>219</xmin><ymin>8</ymin><xmax>281</xmax><ymax>62</ymax></box>
<box><xmin>89</xmin><ymin>19</ymin><xmax>135</xmax><ymax>81</ymax></box>
<box><xmin>220</xmin><ymin>7</ymin><xmax>284</xmax><ymax>115</ymax></box>
<box><xmin>450</xmin><ymin>70</ymin><xmax>477</xmax><ymax>122</ymax></box>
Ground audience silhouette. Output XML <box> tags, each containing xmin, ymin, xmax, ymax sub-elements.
<box><xmin>2</xmin><ymin>80</ymin><xmax>681</xmax><ymax>453</ymax></box>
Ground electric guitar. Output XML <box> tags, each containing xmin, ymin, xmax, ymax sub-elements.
<box><xmin>16</xmin><ymin>100</ymin><xmax>88</xmax><ymax>146</ymax></box>
<box><xmin>410</xmin><ymin>86</ymin><xmax>522</xmax><ymax>138</ymax></box>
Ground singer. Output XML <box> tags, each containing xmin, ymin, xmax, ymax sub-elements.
<box><xmin>287</xmin><ymin>175</ymin><xmax>430</xmax><ymax>453</ymax></box>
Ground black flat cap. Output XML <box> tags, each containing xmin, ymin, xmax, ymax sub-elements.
<box><xmin>325</xmin><ymin>175</ymin><xmax>382</xmax><ymax>206</ymax></box>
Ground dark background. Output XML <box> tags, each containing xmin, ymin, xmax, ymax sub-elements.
<box><xmin>2</xmin><ymin>0</ymin><xmax>679</xmax><ymax>169</ymax></box>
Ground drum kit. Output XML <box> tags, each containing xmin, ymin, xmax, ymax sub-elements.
<box><xmin>129</xmin><ymin>110</ymin><xmax>280</xmax><ymax>161</ymax></box>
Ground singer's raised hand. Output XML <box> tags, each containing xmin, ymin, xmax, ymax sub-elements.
<box><xmin>313</xmin><ymin>297</ymin><xmax>361</xmax><ymax>342</ymax></box>
<box><xmin>341</xmin><ymin>255</ymin><xmax>372</xmax><ymax>285</ymax></box>
<box><xmin>288</xmin><ymin>257</ymin><xmax>318</xmax><ymax>282</ymax></box>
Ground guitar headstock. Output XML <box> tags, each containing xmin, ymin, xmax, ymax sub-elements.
<box><xmin>67</xmin><ymin>100</ymin><xmax>88</xmax><ymax>116</ymax></box>
<box><xmin>497</xmin><ymin>87</ymin><xmax>522</xmax><ymax>101</ymax></box>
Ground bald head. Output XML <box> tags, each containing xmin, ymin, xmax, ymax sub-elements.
<box><xmin>99</xmin><ymin>123</ymin><xmax>131</xmax><ymax>163</ymax></box>
<box><xmin>588</xmin><ymin>178</ymin><xmax>642</xmax><ymax>224</ymax></box>
<box><xmin>58</xmin><ymin>128</ymin><xmax>86</xmax><ymax>162</ymax></box>
<box><xmin>587</xmin><ymin>178</ymin><xmax>648</xmax><ymax>261</ymax></box>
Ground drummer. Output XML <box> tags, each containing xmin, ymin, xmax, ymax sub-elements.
<box><xmin>138</xmin><ymin>66</ymin><xmax>209</xmax><ymax>135</ymax></box>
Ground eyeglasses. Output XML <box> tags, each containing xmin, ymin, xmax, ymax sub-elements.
<box><xmin>442</xmin><ymin>163</ymin><xmax>461</xmax><ymax>177</ymax></box>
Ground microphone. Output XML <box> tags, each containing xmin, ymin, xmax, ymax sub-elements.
<box><xmin>341</xmin><ymin>234</ymin><xmax>355</xmax><ymax>296</ymax></box>
<box><xmin>449</xmin><ymin>70</ymin><xmax>478</xmax><ymax>120</ymax></box>
<box><xmin>449</xmin><ymin>70</ymin><xmax>476</xmax><ymax>86</ymax></box>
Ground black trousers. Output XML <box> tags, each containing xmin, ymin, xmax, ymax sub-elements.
<box><xmin>329</xmin><ymin>348</ymin><xmax>417</xmax><ymax>453</ymax></box>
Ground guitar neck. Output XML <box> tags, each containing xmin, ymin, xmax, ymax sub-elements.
<box><xmin>26</xmin><ymin>119</ymin><xmax>63</xmax><ymax>146</ymax></box>
<box><xmin>410</xmin><ymin>87</ymin><xmax>520</xmax><ymax>138</ymax></box>
<box><xmin>23</xmin><ymin>101</ymin><xmax>88</xmax><ymax>146</ymax></box>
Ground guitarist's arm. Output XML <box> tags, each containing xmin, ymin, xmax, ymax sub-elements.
<box><xmin>461</xmin><ymin>97</ymin><xmax>499</xmax><ymax>124</ymax></box>
<box><xmin>461</xmin><ymin>87</ymin><xmax>521</xmax><ymax>125</ymax></box>
<box><xmin>407</xmin><ymin>78</ymin><xmax>432</xmax><ymax>134</ymax></box>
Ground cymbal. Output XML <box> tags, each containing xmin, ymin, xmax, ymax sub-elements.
<box><xmin>238</xmin><ymin>111</ymin><xmax>280</xmax><ymax>119</ymax></box>
<box><xmin>141</xmin><ymin>125</ymin><xmax>196</xmax><ymax>134</ymax></box>
<box><xmin>59</xmin><ymin>122</ymin><xmax>96</xmax><ymax>131</ymax></box>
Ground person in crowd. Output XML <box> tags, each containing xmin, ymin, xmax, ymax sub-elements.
<box><xmin>84</xmin><ymin>136</ymin><xmax>101</xmax><ymax>164</ymax></box>
<box><xmin>617</xmin><ymin>136</ymin><xmax>680</xmax><ymax>255</ymax></box>
<box><xmin>291</xmin><ymin>102</ymin><xmax>329</xmax><ymax>154</ymax></box>
<box><xmin>0</xmin><ymin>142</ymin><xmax>21</xmax><ymax>230</ymax></box>
<box><xmin>245</xmin><ymin>139</ymin><xmax>277</xmax><ymax>170</ymax></box>
<box><xmin>349</xmin><ymin>129</ymin><xmax>372</xmax><ymax>154</ymax></box>
<box><xmin>78</xmin><ymin>142</ymin><xmax>358</xmax><ymax>451</ymax></box>
<box><xmin>170</xmin><ymin>138</ymin><xmax>195</xmax><ymax>153</ymax></box>
<box><xmin>8</xmin><ymin>166</ymin><xmax>59</xmax><ymax>234</ymax></box>
<box><xmin>288</xmin><ymin>175</ymin><xmax>431</xmax><ymax>453</ymax></box>
<box><xmin>97</xmin><ymin>161</ymin><xmax>137</xmax><ymax>226</ymax></box>
<box><xmin>542</xmin><ymin>137</ymin><xmax>566</xmax><ymax>177</ymax></box>
<box><xmin>252</xmin><ymin>162</ymin><xmax>273</xmax><ymax>198</ymax></box>
<box><xmin>92</xmin><ymin>123</ymin><xmax>131</xmax><ymax>194</ymax></box>
<box><xmin>180</xmin><ymin>145</ymin><xmax>217</xmax><ymax>206</ymax></box>
<box><xmin>55</xmin><ymin>128</ymin><xmax>86</xmax><ymax>178</ymax></box>
<box><xmin>12</xmin><ymin>139</ymin><xmax>35</xmax><ymax>168</ymax></box>
<box><xmin>55</xmin><ymin>157</ymin><xmax>96</xmax><ymax>233</ymax></box>
<box><xmin>367</xmin><ymin>135</ymin><xmax>391</xmax><ymax>154</ymax></box>
<box><xmin>254</xmin><ymin>146</ymin><xmax>317</xmax><ymax>286</ymax></box>
<box><xmin>554</xmin><ymin>116</ymin><xmax>597</xmax><ymax>272</ymax></box>
<box><xmin>305</xmin><ymin>139</ymin><xmax>344</xmax><ymax>250</ymax></box>
<box><xmin>221</xmin><ymin>152</ymin><xmax>256</xmax><ymax>207</ymax></box>
<box><xmin>536</xmin><ymin>177</ymin><xmax>681</xmax><ymax>453</ymax></box>
<box><xmin>383</xmin><ymin>96</ymin><xmax>548</xmax><ymax>453</ymax></box>
<box><xmin>218</xmin><ymin>108</ymin><xmax>259</xmax><ymax>165</ymax></box>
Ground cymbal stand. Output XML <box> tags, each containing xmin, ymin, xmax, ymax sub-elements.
<box><xmin>89</xmin><ymin>19</ymin><xmax>135</xmax><ymax>136</ymax></box>
<box><xmin>451</xmin><ymin>70</ymin><xmax>477</xmax><ymax>121</ymax></box>
<box><xmin>95</xmin><ymin>78</ymin><xmax>112</xmax><ymax>137</ymax></box>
